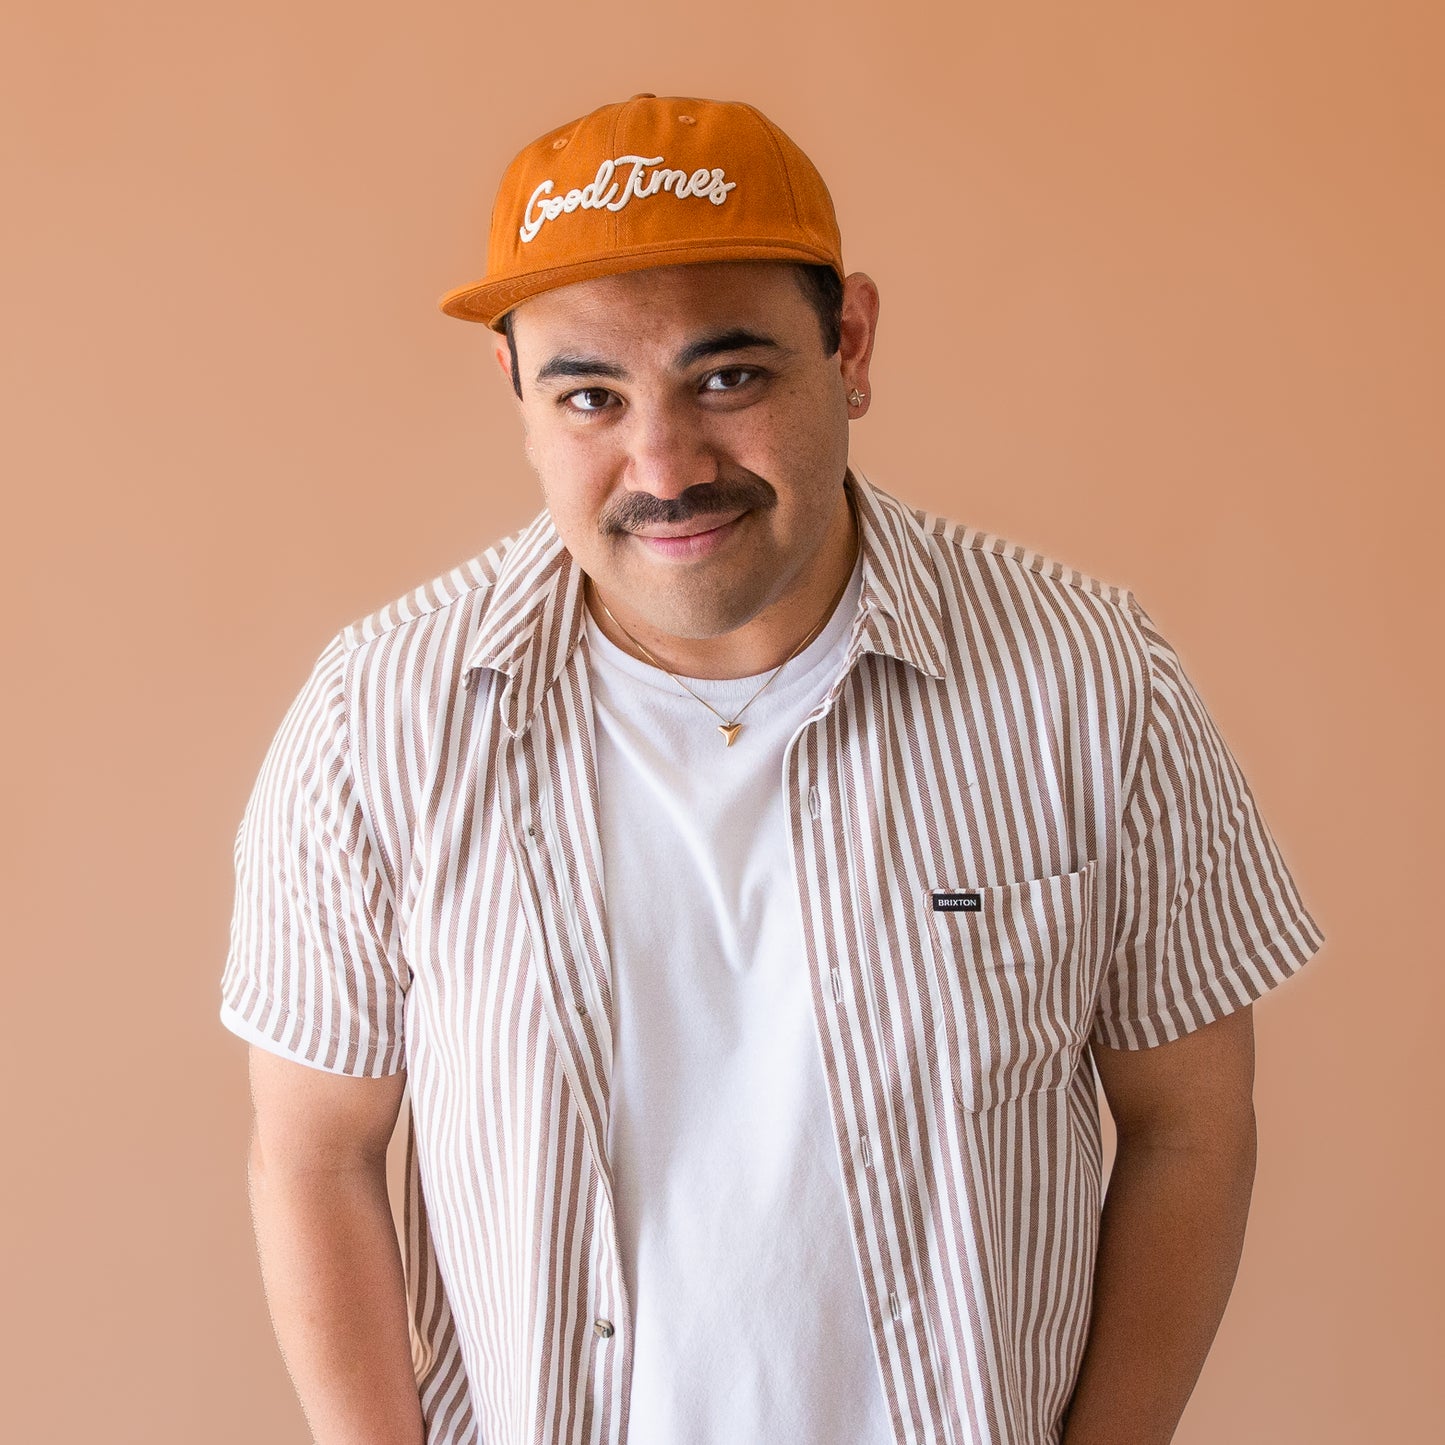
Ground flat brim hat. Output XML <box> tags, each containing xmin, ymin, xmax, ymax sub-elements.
<box><xmin>437</xmin><ymin>93</ymin><xmax>845</xmax><ymax>331</ymax></box>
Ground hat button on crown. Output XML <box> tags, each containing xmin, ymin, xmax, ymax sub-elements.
<box><xmin>629</xmin><ymin>92</ymin><xmax>655</xmax><ymax>99</ymax></box>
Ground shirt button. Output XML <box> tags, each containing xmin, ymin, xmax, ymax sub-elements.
<box><xmin>593</xmin><ymin>1318</ymin><xmax>615</xmax><ymax>1339</ymax></box>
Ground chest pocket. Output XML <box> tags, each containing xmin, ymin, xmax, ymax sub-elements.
<box><xmin>926</xmin><ymin>859</ymin><xmax>1099</xmax><ymax>1111</ymax></box>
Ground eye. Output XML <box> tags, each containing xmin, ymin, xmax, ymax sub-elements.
<box><xmin>702</xmin><ymin>367</ymin><xmax>760</xmax><ymax>392</ymax></box>
<box><xmin>560</xmin><ymin>387</ymin><xmax>618</xmax><ymax>414</ymax></box>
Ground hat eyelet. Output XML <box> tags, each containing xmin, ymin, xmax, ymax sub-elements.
<box><xmin>677</xmin><ymin>114</ymin><xmax>696</xmax><ymax>125</ymax></box>
<box><xmin>552</xmin><ymin>136</ymin><xmax>569</xmax><ymax>149</ymax></box>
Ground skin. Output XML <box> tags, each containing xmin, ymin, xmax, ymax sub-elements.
<box><xmin>246</xmin><ymin>1051</ymin><xmax>423</xmax><ymax>1445</ymax></box>
<box><xmin>1065</xmin><ymin>1008</ymin><xmax>1258</xmax><ymax>1445</ymax></box>
<box><xmin>492</xmin><ymin>259</ymin><xmax>880</xmax><ymax>680</ymax></box>
<box><xmin>1063</xmin><ymin>1005</ymin><xmax>1254</xmax><ymax>1445</ymax></box>
<box><xmin>240</xmin><ymin>256</ymin><xmax>1262</xmax><ymax>1445</ymax></box>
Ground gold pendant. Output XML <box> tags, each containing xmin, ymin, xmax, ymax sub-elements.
<box><xmin>719</xmin><ymin>722</ymin><xmax>743</xmax><ymax>747</ymax></box>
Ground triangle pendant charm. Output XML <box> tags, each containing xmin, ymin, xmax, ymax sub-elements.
<box><xmin>718</xmin><ymin>722</ymin><xmax>743</xmax><ymax>747</ymax></box>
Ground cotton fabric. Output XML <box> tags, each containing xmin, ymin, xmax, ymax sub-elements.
<box><xmin>585</xmin><ymin>544</ymin><xmax>890</xmax><ymax>1443</ymax></box>
<box><xmin>220</xmin><ymin>467</ymin><xmax>1325</xmax><ymax>1445</ymax></box>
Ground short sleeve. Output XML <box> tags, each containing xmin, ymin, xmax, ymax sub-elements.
<box><xmin>1090</xmin><ymin>593</ymin><xmax>1327</xmax><ymax>1051</ymax></box>
<box><xmin>219</xmin><ymin>633</ymin><xmax>409</xmax><ymax>1076</ymax></box>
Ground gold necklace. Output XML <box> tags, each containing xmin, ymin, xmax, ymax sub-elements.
<box><xmin>589</xmin><ymin>494</ymin><xmax>860</xmax><ymax>748</ymax></box>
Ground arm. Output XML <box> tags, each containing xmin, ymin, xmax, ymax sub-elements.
<box><xmin>246</xmin><ymin>1045</ymin><xmax>425</xmax><ymax>1445</ymax></box>
<box><xmin>1060</xmin><ymin>1005</ymin><xmax>1258</xmax><ymax>1445</ymax></box>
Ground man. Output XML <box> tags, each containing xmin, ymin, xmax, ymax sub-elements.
<box><xmin>220</xmin><ymin>93</ymin><xmax>1326</xmax><ymax>1445</ymax></box>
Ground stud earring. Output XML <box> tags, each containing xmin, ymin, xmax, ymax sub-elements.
<box><xmin>847</xmin><ymin>387</ymin><xmax>866</xmax><ymax>407</ymax></box>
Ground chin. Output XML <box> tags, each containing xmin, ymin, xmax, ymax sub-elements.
<box><xmin>634</xmin><ymin>585</ymin><xmax>762</xmax><ymax>641</ymax></box>
<box><xmin>642</xmin><ymin>604</ymin><xmax>746</xmax><ymax>642</ymax></box>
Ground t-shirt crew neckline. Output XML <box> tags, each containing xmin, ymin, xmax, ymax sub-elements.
<box><xmin>582</xmin><ymin>545</ymin><xmax>865</xmax><ymax>709</ymax></box>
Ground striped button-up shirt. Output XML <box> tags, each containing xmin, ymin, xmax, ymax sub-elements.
<box><xmin>220</xmin><ymin>467</ymin><xmax>1325</xmax><ymax>1445</ymax></box>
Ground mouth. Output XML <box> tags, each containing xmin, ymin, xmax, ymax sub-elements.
<box><xmin>630</xmin><ymin>510</ymin><xmax>749</xmax><ymax>559</ymax></box>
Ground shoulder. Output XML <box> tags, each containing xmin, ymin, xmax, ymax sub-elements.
<box><xmin>314</xmin><ymin>514</ymin><xmax>540</xmax><ymax>676</ymax></box>
<box><xmin>911</xmin><ymin>499</ymin><xmax>1132</xmax><ymax>614</ymax></box>
<box><xmin>866</xmin><ymin>480</ymin><xmax>1141</xmax><ymax>648</ymax></box>
<box><xmin>337</xmin><ymin>542</ymin><xmax>507</xmax><ymax>658</ymax></box>
<box><xmin>275</xmin><ymin>513</ymin><xmax>547</xmax><ymax>748</ymax></box>
<box><xmin>875</xmin><ymin>482</ymin><xmax>1159</xmax><ymax>797</ymax></box>
<box><xmin>861</xmin><ymin>476</ymin><xmax>1155</xmax><ymax>715</ymax></box>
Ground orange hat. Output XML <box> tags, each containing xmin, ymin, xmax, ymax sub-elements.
<box><xmin>437</xmin><ymin>93</ymin><xmax>844</xmax><ymax>331</ymax></box>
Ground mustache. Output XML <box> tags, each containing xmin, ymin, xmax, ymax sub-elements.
<box><xmin>602</xmin><ymin>478</ymin><xmax>775</xmax><ymax>534</ymax></box>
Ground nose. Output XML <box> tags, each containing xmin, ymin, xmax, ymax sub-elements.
<box><xmin>622</xmin><ymin>400</ymin><xmax>717</xmax><ymax>503</ymax></box>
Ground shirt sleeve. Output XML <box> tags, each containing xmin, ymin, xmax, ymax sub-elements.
<box><xmin>1090</xmin><ymin>592</ymin><xmax>1327</xmax><ymax>1052</ymax></box>
<box><xmin>219</xmin><ymin>632</ymin><xmax>409</xmax><ymax>1076</ymax></box>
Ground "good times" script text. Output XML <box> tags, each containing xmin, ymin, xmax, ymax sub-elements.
<box><xmin>520</xmin><ymin>154</ymin><xmax>738</xmax><ymax>243</ymax></box>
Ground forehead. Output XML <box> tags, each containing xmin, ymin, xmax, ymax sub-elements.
<box><xmin>507</xmin><ymin>260</ymin><xmax>809</xmax><ymax>352</ymax></box>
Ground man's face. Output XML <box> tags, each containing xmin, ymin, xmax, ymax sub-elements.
<box><xmin>495</xmin><ymin>261</ymin><xmax>877</xmax><ymax>653</ymax></box>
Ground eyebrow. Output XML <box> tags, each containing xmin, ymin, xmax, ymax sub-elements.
<box><xmin>533</xmin><ymin>328</ymin><xmax>786</xmax><ymax>387</ymax></box>
<box><xmin>674</xmin><ymin>328</ymin><xmax>784</xmax><ymax>370</ymax></box>
<box><xmin>534</xmin><ymin>354</ymin><xmax>629</xmax><ymax>385</ymax></box>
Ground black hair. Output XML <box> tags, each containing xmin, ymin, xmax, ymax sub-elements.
<box><xmin>791</xmin><ymin>262</ymin><xmax>844</xmax><ymax>357</ymax></box>
<box><xmin>498</xmin><ymin>261</ymin><xmax>844</xmax><ymax>400</ymax></box>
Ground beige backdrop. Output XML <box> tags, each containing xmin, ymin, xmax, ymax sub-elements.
<box><xmin>5</xmin><ymin>2</ymin><xmax>1440</xmax><ymax>1441</ymax></box>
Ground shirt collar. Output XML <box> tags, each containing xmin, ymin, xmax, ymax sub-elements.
<box><xmin>461</xmin><ymin>467</ymin><xmax>949</xmax><ymax>738</ymax></box>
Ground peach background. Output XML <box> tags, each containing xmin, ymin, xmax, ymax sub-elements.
<box><xmin>4</xmin><ymin>2</ymin><xmax>1440</xmax><ymax>1441</ymax></box>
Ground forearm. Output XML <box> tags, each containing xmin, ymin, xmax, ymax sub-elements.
<box><xmin>248</xmin><ymin>1141</ymin><xmax>425</xmax><ymax>1445</ymax></box>
<box><xmin>1060</xmin><ymin>1125</ymin><xmax>1257</xmax><ymax>1445</ymax></box>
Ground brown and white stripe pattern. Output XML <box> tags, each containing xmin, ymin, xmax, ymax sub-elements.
<box><xmin>221</xmin><ymin>467</ymin><xmax>1325</xmax><ymax>1444</ymax></box>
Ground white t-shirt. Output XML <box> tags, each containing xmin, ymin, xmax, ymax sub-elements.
<box><xmin>584</xmin><ymin>546</ymin><xmax>891</xmax><ymax>1444</ymax></box>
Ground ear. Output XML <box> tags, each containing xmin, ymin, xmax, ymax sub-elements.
<box><xmin>839</xmin><ymin>272</ymin><xmax>880</xmax><ymax>419</ymax></box>
<box><xmin>492</xmin><ymin>333</ymin><xmax>514</xmax><ymax>387</ymax></box>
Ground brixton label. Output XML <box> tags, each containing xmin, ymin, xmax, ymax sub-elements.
<box><xmin>931</xmin><ymin>890</ymin><xmax>982</xmax><ymax>913</ymax></box>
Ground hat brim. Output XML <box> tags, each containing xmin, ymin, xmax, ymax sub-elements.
<box><xmin>437</xmin><ymin>236</ymin><xmax>843</xmax><ymax>331</ymax></box>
